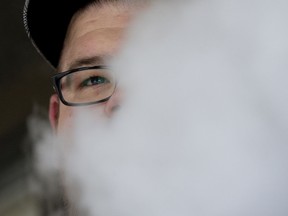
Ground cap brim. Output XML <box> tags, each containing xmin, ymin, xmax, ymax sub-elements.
<box><xmin>24</xmin><ymin>0</ymin><xmax>94</xmax><ymax>69</ymax></box>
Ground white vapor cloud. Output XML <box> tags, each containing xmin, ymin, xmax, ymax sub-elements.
<box><xmin>30</xmin><ymin>0</ymin><xmax>288</xmax><ymax>216</ymax></box>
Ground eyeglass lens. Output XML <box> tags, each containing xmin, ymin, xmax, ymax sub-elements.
<box><xmin>59</xmin><ymin>68</ymin><xmax>115</xmax><ymax>104</ymax></box>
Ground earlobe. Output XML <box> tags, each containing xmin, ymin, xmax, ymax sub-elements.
<box><xmin>49</xmin><ymin>94</ymin><xmax>60</xmax><ymax>132</ymax></box>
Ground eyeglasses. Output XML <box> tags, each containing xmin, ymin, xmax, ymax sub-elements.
<box><xmin>52</xmin><ymin>65</ymin><xmax>116</xmax><ymax>106</ymax></box>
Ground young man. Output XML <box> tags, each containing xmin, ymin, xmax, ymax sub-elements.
<box><xmin>24</xmin><ymin>1</ymin><xmax>147</xmax><ymax>214</ymax></box>
<box><xmin>24</xmin><ymin>0</ymin><xmax>146</xmax><ymax>132</ymax></box>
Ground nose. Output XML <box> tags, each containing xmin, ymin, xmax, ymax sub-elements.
<box><xmin>104</xmin><ymin>90</ymin><xmax>121</xmax><ymax>117</ymax></box>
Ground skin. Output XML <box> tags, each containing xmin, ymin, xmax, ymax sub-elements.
<box><xmin>49</xmin><ymin>2</ymin><xmax>143</xmax><ymax>133</ymax></box>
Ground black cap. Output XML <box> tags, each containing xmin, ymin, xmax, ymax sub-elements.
<box><xmin>23</xmin><ymin>0</ymin><xmax>96</xmax><ymax>69</ymax></box>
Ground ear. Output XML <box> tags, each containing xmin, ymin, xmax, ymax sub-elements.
<box><xmin>49</xmin><ymin>94</ymin><xmax>59</xmax><ymax>132</ymax></box>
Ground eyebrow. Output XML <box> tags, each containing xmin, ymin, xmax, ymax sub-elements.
<box><xmin>67</xmin><ymin>55</ymin><xmax>107</xmax><ymax>71</ymax></box>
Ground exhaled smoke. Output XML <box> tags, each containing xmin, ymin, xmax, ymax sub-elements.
<box><xmin>30</xmin><ymin>0</ymin><xmax>288</xmax><ymax>215</ymax></box>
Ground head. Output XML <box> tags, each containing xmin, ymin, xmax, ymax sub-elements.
<box><xmin>47</xmin><ymin>0</ymin><xmax>147</xmax><ymax>133</ymax></box>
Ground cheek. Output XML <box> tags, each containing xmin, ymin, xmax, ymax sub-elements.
<box><xmin>57</xmin><ymin>105</ymin><xmax>74</xmax><ymax>134</ymax></box>
<box><xmin>57</xmin><ymin>103</ymin><xmax>108</xmax><ymax>134</ymax></box>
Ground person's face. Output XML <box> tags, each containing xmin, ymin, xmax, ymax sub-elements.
<box><xmin>49</xmin><ymin>3</ymin><xmax>141</xmax><ymax>132</ymax></box>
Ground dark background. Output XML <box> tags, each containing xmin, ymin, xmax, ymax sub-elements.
<box><xmin>0</xmin><ymin>0</ymin><xmax>53</xmax><ymax>214</ymax></box>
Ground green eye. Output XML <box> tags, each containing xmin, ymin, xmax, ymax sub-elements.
<box><xmin>82</xmin><ymin>76</ymin><xmax>110</xmax><ymax>87</ymax></box>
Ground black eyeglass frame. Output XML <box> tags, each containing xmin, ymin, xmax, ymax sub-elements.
<box><xmin>51</xmin><ymin>65</ymin><xmax>115</xmax><ymax>106</ymax></box>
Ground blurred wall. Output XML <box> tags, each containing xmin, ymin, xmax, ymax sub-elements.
<box><xmin>0</xmin><ymin>0</ymin><xmax>53</xmax><ymax>215</ymax></box>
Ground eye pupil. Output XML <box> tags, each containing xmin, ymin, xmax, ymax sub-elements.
<box><xmin>88</xmin><ymin>76</ymin><xmax>108</xmax><ymax>85</ymax></box>
<box><xmin>90</xmin><ymin>76</ymin><xmax>106</xmax><ymax>84</ymax></box>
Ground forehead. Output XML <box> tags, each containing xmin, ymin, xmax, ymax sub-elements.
<box><xmin>58</xmin><ymin>2</ymin><xmax>141</xmax><ymax>71</ymax></box>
